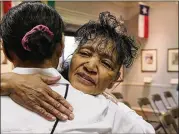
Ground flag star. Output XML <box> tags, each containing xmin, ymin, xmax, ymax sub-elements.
<box><xmin>142</xmin><ymin>7</ymin><xmax>147</xmax><ymax>14</ymax></box>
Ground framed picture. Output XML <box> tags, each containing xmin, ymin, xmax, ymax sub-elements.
<box><xmin>167</xmin><ymin>48</ymin><xmax>178</xmax><ymax>72</ymax></box>
<box><xmin>141</xmin><ymin>49</ymin><xmax>157</xmax><ymax>72</ymax></box>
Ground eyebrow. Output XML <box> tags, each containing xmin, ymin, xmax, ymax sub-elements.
<box><xmin>79</xmin><ymin>45</ymin><xmax>95</xmax><ymax>52</ymax></box>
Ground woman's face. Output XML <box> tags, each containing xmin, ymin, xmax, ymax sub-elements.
<box><xmin>69</xmin><ymin>38</ymin><xmax>120</xmax><ymax>95</ymax></box>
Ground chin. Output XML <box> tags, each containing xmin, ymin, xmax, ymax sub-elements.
<box><xmin>72</xmin><ymin>83</ymin><xmax>94</xmax><ymax>94</ymax></box>
<box><xmin>78</xmin><ymin>86</ymin><xmax>101</xmax><ymax>95</ymax></box>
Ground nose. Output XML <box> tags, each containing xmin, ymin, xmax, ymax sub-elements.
<box><xmin>83</xmin><ymin>57</ymin><xmax>98</xmax><ymax>75</ymax></box>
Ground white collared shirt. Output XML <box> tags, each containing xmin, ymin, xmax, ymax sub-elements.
<box><xmin>1</xmin><ymin>67</ymin><xmax>155</xmax><ymax>133</ymax></box>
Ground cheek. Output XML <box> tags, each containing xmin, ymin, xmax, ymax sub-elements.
<box><xmin>69</xmin><ymin>55</ymin><xmax>84</xmax><ymax>75</ymax></box>
<box><xmin>98</xmin><ymin>68</ymin><xmax>116</xmax><ymax>85</ymax></box>
<box><xmin>69</xmin><ymin>57</ymin><xmax>77</xmax><ymax>78</ymax></box>
<box><xmin>70</xmin><ymin>57</ymin><xmax>77</xmax><ymax>71</ymax></box>
<box><xmin>70</xmin><ymin>55</ymin><xmax>80</xmax><ymax>67</ymax></box>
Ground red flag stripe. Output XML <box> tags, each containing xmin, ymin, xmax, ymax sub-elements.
<box><xmin>144</xmin><ymin>16</ymin><xmax>149</xmax><ymax>38</ymax></box>
<box><xmin>3</xmin><ymin>1</ymin><xmax>12</xmax><ymax>14</ymax></box>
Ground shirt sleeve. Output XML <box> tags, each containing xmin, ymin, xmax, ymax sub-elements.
<box><xmin>112</xmin><ymin>102</ymin><xmax>155</xmax><ymax>134</ymax></box>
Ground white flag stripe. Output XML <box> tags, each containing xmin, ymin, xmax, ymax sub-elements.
<box><xmin>138</xmin><ymin>15</ymin><xmax>144</xmax><ymax>38</ymax></box>
<box><xmin>12</xmin><ymin>1</ymin><xmax>21</xmax><ymax>7</ymax></box>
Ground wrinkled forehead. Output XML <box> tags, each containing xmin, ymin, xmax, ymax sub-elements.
<box><xmin>80</xmin><ymin>37</ymin><xmax>118</xmax><ymax>62</ymax></box>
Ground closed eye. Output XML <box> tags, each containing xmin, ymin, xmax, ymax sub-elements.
<box><xmin>101</xmin><ymin>60</ymin><xmax>114</xmax><ymax>70</ymax></box>
<box><xmin>79</xmin><ymin>51</ymin><xmax>91</xmax><ymax>57</ymax></box>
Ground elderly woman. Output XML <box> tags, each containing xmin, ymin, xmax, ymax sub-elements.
<box><xmin>1</xmin><ymin>2</ymin><xmax>154</xmax><ymax>133</ymax></box>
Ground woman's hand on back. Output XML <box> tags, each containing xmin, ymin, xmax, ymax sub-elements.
<box><xmin>1</xmin><ymin>72</ymin><xmax>74</xmax><ymax>121</ymax></box>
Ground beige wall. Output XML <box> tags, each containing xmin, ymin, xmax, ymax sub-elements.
<box><xmin>109</xmin><ymin>2</ymin><xmax>178</xmax><ymax>110</ymax></box>
<box><xmin>55</xmin><ymin>1</ymin><xmax>128</xmax><ymax>25</ymax></box>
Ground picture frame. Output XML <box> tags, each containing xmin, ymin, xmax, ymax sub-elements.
<box><xmin>141</xmin><ymin>49</ymin><xmax>157</xmax><ymax>72</ymax></box>
<box><xmin>167</xmin><ymin>48</ymin><xmax>178</xmax><ymax>72</ymax></box>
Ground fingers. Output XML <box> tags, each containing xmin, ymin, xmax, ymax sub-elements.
<box><xmin>32</xmin><ymin>105</ymin><xmax>57</xmax><ymax>121</ymax></box>
<box><xmin>24</xmin><ymin>103</ymin><xmax>56</xmax><ymax>121</ymax></box>
<box><xmin>10</xmin><ymin>73</ymin><xmax>74</xmax><ymax>121</ymax></box>
<box><xmin>35</xmin><ymin>74</ymin><xmax>73</xmax><ymax>112</ymax></box>
<box><xmin>39</xmin><ymin>100</ymin><xmax>69</xmax><ymax>121</ymax></box>
<box><xmin>39</xmin><ymin>74</ymin><xmax>61</xmax><ymax>85</ymax></box>
<box><xmin>43</xmin><ymin>90</ymin><xmax>74</xmax><ymax>120</ymax></box>
<box><xmin>10</xmin><ymin>93</ymin><xmax>56</xmax><ymax>121</ymax></box>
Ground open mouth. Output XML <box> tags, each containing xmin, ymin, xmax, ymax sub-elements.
<box><xmin>76</xmin><ymin>72</ymin><xmax>96</xmax><ymax>86</ymax></box>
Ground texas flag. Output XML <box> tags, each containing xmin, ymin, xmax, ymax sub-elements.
<box><xmin>138</xmin><ymin>4</ymin><xmax>150</xmax><ymax>38</ymax></box>
<box><xmin>1</xmin><ymin>1</ymin><xmax>22</xmax><ymax>18</ymax></box>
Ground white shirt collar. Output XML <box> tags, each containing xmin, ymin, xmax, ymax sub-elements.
<box><xmin>12</xmin><ymin>67</ymin><xmax>69</xmax><ymax>85</ymax></box>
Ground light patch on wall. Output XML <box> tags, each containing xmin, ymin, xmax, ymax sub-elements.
<box><xmin>57</xmin><ymin>36</ymin><xmax>77</xmax><ymax>71</ymax></box>
<box><xmin>64</xmin><ymin>36</ymin><xmax>77</xmax><ymax>60</ymax></box>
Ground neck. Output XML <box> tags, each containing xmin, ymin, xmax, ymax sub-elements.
<box><xmin>14</xmin><ymin>60</ymin><xmax>54</xmax><ymax>68</ymax></box>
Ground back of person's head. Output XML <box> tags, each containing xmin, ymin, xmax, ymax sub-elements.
<box><xmin>0</xmin><ymin>1</ymin><xmax>64</xmax><ymax>62</ymax></box>
<box><xmin>75</xmin><ymin>11</ymin><xmax>139</xmax><ymax>68</ymax></box>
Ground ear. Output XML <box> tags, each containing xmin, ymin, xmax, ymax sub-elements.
<box><xmin>107</xmin><ymin>72</ymin><xmax>121</xmax><ymax>89</ymax></box>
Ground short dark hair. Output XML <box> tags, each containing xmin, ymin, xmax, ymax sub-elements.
<box><xmin>0</xmin><ymin>1</ymin><xmax>64</xmax><ymax>61</ymax></box>
<box><xmin>75</xmin><ymin>11</ymin><xmax>139</xmax><ymax>68</ymax></box>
